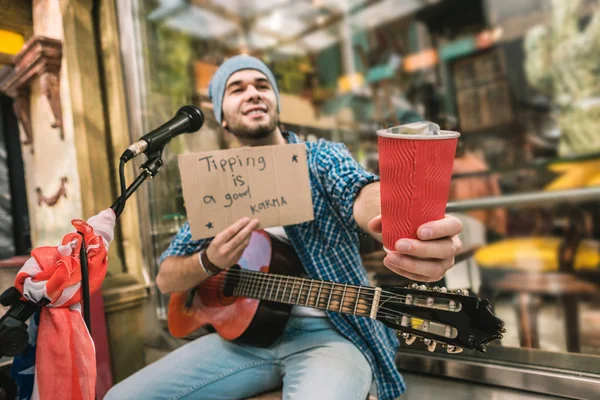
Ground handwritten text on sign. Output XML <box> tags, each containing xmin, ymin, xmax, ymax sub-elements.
<box><xmin>178</xmin><ymin>143</ymin><xmax>314</xmax><ymax>239</ymax></box>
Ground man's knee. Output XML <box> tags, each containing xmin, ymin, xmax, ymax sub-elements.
<box><xmin>103</xmin><ymin>383</ymin><xmax>125</xmax><ymax>400</ymax></box>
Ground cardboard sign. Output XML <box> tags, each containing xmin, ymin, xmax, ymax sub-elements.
<box><xmin>178</xmin><ymin>143</ymin><xmax>314</xmax><ymax>239</ymax></box>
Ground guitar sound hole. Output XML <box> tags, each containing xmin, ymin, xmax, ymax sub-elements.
<box><xmin>223</xmin><ymin>266</ymin><xmax>241</xmax><ymax>297</ymax></box>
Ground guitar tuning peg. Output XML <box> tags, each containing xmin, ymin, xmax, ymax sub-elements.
<box><xmin>455</xmin><ymin>289</ymin><xmax>463</xmax><ymax>295</ymax></box>
<box><xmin>446</xmin><ymin>346</ymin><xmax>463</xmax><ymax>354</ymax></box>
<box><xmin>462</xmin><ymin>289</ymin><xmax>469</xmax><ymax>296</ymax></box>
<box><xmin>432</xmin><ymin>286</ymin><xmax>439</xmax><ymax>291</ymax></box>
<box><xmin>410</xmin><ymin>283</ymin><xmax>419</xmax><ymax>289</ymax></box>
<box><xmin>418</xmin><ymin>284</ymin><xmax>427</xmax><ymax>290</ymax></box>
<box><xmin>426</xmin><ymin>297</ymin><xmax>434</xmax><ymax>307</ymax></box>
<box><xmin>449</xmin><ymin>300</ymin><xmax>456</xmax><ymax>311</ymax></box>
<box><xmin>427</xmin><ymin>340</ymin><xmax>437</xmax><ymax>352</ymax></box>
<box><xmin>444</xmin><ymin>325</ymin><xmax>454</xmax><ymax>338</ymax></box>
<box><xmin>439</xmin><ymin>287</ymin><xmax>448</xmax><ymax>293</ymax></box>
<box><xmin>405</xmin><ymin>335</ymin><xmax>417</xmax><ymax>345</ymax></box>
<box><xmin>401</xmin><ymin>332</ymin><xmax>409</xmax><ymax>339</ymax></box>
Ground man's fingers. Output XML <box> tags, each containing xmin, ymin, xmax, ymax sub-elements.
<box><xmin>394</xmin><ymin>237</ymin><xmax>458</xmax><ymax>260</ymax></box>
<box><xmin>382</xmin><ymin>256</ymin><xmax>437</xmax><ymax>282</ymax></box>
<box><xmin>228</xmin><ymin>219</ymin><xmax>259</xmax><ymax>250</ymax></box>
<box><xmin>213</xmin><ymin>217</ymin><xmax>252</xmax><ymax>246</ymax></box>
<box><xmin>452</xmin><ymin>235</ymin><xmax>463</xmax><ymax>255</ymax></box>
<box><xmin>383</xmin><ymin>253</ymin><xmax>453</xmax><ymax>282</ymax></box>
<box><xmin>230</xmin><ymin>235</ymin><xmax>253</xmax><ymax>261</ymax></box>
<box><xmin>222</xmin><ymin>218</ymin><xmax>259</xmax><ymax>253</ymax></box>
<box><xmin>417</xmin><ymin>215</ymin><xmax>463</xmax><ymax>240</ymax></box>
<box><xmin>368</xmin><ymin>215</ymin><xmax>382</xmax><ymax>233</ymax></box>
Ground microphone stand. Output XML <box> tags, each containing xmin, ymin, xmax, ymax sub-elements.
<box><xmin>82</xmin><ymin>151</ymin><xmax>164</xmax><ymax>332</ymax></box>
<box><xmin>0</xmin><ymin>149</ymin><xmax>165</xmax><ymax>358</ymax></box>
<box><xmin>111</xmin><ymin>152</ymin><xmax>164</xmax><ymax>217</ymax></box>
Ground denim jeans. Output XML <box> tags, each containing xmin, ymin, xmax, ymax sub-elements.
<box><xmin>105</xmin><ymin>316</ymin><xmax>373</xmax><ymax>400</ymax></box>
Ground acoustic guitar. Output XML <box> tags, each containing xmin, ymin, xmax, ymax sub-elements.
<box><xmin>168</xmin><ymin>230</ymin><xmax>504</xmax><ymax>353</ymax></box>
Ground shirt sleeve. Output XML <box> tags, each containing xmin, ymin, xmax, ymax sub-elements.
<box><xmin>158</xmin><ymin>221</ymin><xmax>208</xmax><ymax>265</ymax></box>
<box><xmin>316</xmin><ymin>141</ymin><xmax>380</xmax><ymax>234</ymax></box>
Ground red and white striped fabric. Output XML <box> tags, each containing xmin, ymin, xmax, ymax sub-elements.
<box><xmin>14</xmin><ymin>209</ymin><xmax>116</xmax><ymax>400</ymax></box>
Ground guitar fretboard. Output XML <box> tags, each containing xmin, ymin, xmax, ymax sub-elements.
<box><xmin>232</xmin><ymin>271</ymin><xmax>375</xmax><ymax>318</ymax></box>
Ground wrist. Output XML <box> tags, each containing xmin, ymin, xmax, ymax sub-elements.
<box><xmin>198</xmin><ymin>250</ymin><xmax>222</xmax><ymax>276</ymax></box>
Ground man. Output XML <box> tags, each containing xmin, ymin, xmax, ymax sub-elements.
<box><xmin>106</xmin><ymin>55</ymin><xmax>462</xmax><ymax>400</ymax></box>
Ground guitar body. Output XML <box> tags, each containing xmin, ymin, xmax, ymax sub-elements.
<box><xmin>168</xmin><ymin>231</ymin><xmax>303</xmax><ymax>347</ymax></box>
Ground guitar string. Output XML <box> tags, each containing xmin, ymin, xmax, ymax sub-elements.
<box><xmin>194</xmin><ymin>268</ymin><xmax>457</xmax><ymax>305</ymax></box>
<box><xmin>182</xmin><ymin>282</ymin><xmax>451</xmax><ymax>331</ymax></box>
<box><xmin>195</xmin><ymin>278</ymin><xmax>444</xmax><ymax>308</ymax></box>
<box><xmin>189</xmin><ymin>287</ymin><xmax>449</xmax><ymax>319</ymax></box>
<box><xmin>198</xmin><ymin>267</ymin><xmax>436</xmax><ymax>299</ymax></box>
<box><xmin>197</xmin><ymin>281</ymin><xmax>449</xmax><ymax>311</ymax></box>
<box><xmin>187</xmin><ymin>270</ymin><xmax>459</xmax><ymax>317</ymax></box>
<box><xmin>194</xmin><ymin>273</ymin><xmax>454</xmax><ymax>308</ymax></box>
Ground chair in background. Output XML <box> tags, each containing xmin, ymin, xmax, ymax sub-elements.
<box><xmin>475</xmin><ymin>206</ymin><xmax>600</xmax><ymax>352</ymax></box>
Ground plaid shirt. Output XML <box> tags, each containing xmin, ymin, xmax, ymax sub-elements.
<box><xmin>160</xmin><ymin>131</ymin><xmax>405</xmax><ymax>399</ymax></box>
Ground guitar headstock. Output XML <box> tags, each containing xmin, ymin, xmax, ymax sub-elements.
<box><xmin>376</xmin><ymin>284</ymin><xmax>505</xmax><ymax>353</ymax></box>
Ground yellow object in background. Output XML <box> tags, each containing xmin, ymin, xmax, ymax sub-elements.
<box><xmin>587</xmin><ymin>170</ymin><xmax>600</xmax><ymax>186</ymax></box>
<box><xmin>0</xmin><ymin>29</ymin><xmax>25</xmax><ymax>56</ymax></box>
<box><xmin>337</xmin><ymin>73</ymin><xmax>365</xmax><ymax>94</ymax></box>
<box><xmin>544</xmin><ymin>160</ymin><xmax>600</xmax><ymax>190</ymax></box>
<box><xmin>475</xmin><ymin>237</ymin><xmax>600</xmax><ymax>271</ymax></box>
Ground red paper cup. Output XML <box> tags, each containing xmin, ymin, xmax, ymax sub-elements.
<box><xmin>377</xmin><ymin>128</ymin><xmax>460</xmax><ymax>252</ymax></box>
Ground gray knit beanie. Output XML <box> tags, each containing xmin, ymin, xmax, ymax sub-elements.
<box><xmin>208</xmin><ymin>55</ymin><xmax>280</xmax><ymax>124</ymax></box>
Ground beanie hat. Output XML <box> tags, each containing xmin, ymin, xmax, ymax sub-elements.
<box><xmin>208</xmin><ymin>55</ymin><xmax>280</xmax><ymax>124</ymax></box>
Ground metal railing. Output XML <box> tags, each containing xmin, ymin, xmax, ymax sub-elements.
<box><xmin>446</xmin><ymin>187</ymin><xmax>600</xmax><ymax>212</ymax></box>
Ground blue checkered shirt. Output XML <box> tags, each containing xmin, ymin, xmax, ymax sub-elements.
<box><xmin>160</xmin><ymin>131</ymin><xmax>405</xmax><ymax>399</ymax></box>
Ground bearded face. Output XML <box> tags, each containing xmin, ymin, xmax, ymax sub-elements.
<box><xmin>221</xmin><ymin>70</ymin><xmax>279</xmax><ymax>140</ymax></box>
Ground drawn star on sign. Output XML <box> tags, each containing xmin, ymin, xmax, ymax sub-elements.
<box><xmin>292</xmin><ymin>154</ymin><xmax>298</xmax><ymax>162</ymax></box>
<box><xmin>205</xmin><ymin>222</ymin><xmax>213</xmax><ymax>229</ymax></box>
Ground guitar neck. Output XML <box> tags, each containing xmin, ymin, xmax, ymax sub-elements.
<box><xmin>232</xmin><ymin>270</ymin><xmax>380</xmax><ymax>319</ymax></box>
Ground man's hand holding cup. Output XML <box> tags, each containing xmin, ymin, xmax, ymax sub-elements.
<box><xmin>369</xmin><ymin>215</ymin><xmax>462</xmax><ymax>282</ymax></box>
<box><xmin>374</xmin><ymin>122</ymin><xmax>462</xmax><ymax>282</ymax></box>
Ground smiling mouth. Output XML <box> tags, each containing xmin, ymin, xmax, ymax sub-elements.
<box><xmin>243</xmin><ymin>104</ymin><xmax>268</xmax><ymax>116</ymax></box>
<box><xmin>246</xmin><ymin>109</ymin><xmax>266</xmax><ymax>116</ymax></box>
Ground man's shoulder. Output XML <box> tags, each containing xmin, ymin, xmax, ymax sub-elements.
<box><xmin>304</xmin><ymin>138</ymin><xmax>346</xmax><ymax>156</ymax></box>
<box><xmin>310</xmin><ymin>141</ymin><xmax>354</xmax><ymax>171</ymax></box>
<box><xmin>286</xmin><ymin>131</ymin><xmax>340</xmax><ymax>149</ymax></box>
<box><xmin>285</xmin><ymin>131</ymin><xmax>348</xmax><ymax>164</ymax></box>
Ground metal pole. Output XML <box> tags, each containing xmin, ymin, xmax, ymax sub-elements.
<box><xmin>446</xmin><ymin>187</ymin><xmax>600</xmax><ymax>212</ymax></box>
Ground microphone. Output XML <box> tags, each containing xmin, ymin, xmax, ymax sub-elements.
<box><xmin>121</xmin><ymin>105</ymin><xmax>204</xmax><ymax>162</ymax></box>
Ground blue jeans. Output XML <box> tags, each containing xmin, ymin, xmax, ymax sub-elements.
<box><xmin>105</xmin><ymin>316</ymin><xmax>373</xmax><ymax>400</ymax></box>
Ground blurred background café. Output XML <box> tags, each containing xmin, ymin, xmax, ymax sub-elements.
<box><xmin>0</xmin><ymin>0</ymin><xmax>599</xmax><ymax>399</ymax></box>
